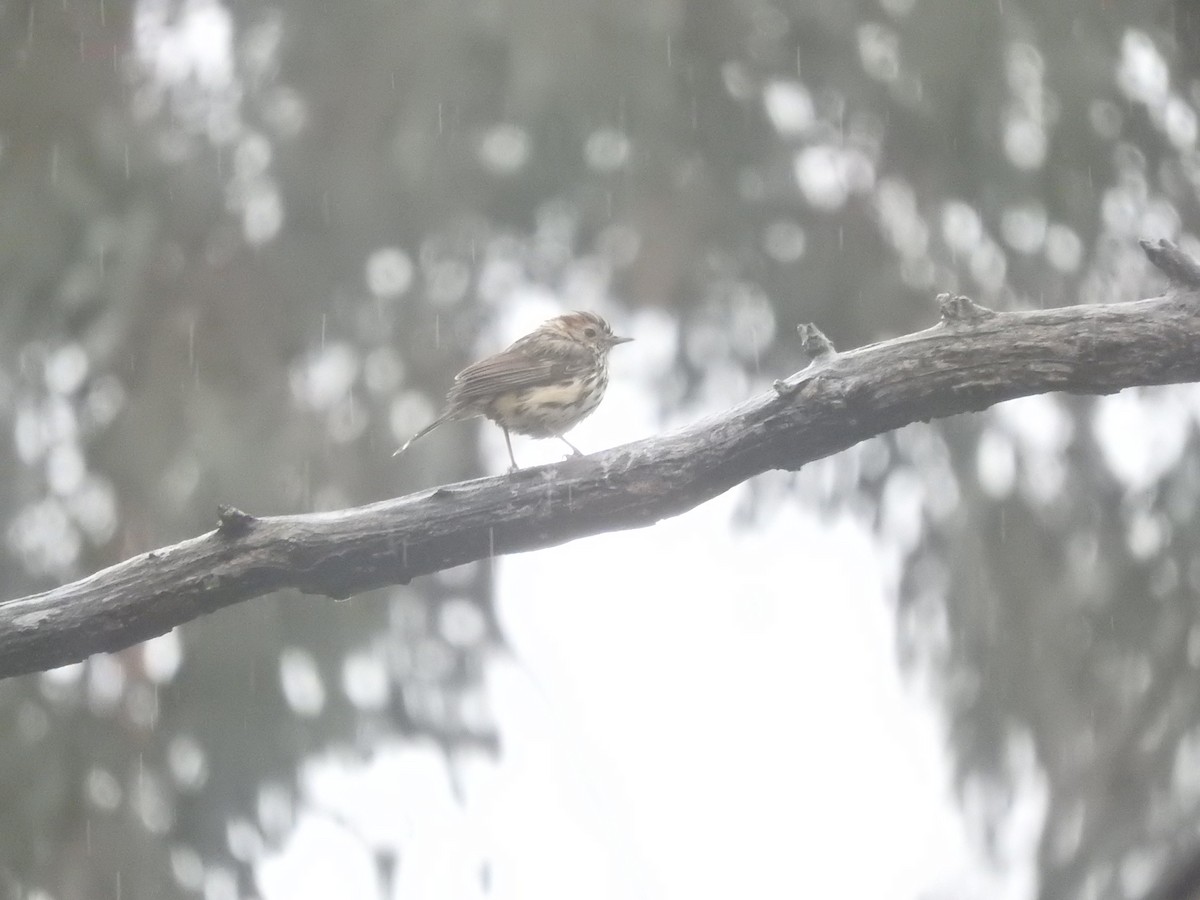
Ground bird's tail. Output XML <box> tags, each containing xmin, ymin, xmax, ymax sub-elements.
<box><xmin>392</xmin><ymin>413</ymin><xmax>452</xmax><ymax>457</ymax></box>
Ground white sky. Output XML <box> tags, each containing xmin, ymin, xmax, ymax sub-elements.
<box><xmin>492</xmin><ymin>495</ymin><xmax>994</xmax><ymax>900</ymax></box>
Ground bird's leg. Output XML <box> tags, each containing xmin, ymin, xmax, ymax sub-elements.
<box><xmin>503</xmin><ymin>427</ymin><xmax>520</xmax><ymax>473</ymax></box>
<box><xmin>558</xmin><ymin>436</ymin><xmax>584</xmax><ymax>458</ymax></box>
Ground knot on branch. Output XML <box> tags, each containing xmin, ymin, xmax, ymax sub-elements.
<box><xmin>773</xmin><ymin>323</ymin><xmax>837</xmax><ymax>398</ymax></box>
<box><xmin>1140</xmin><ymin>238</ymin><xmax>1200</xmax><ymax>290</ymax></box>
<box><xmin>216</xmin><ymin>505</ymin><xmax>256</xmax><ymax>537</ymax></box>
<box><xmin>797</xmin><ymin>323</ymin><xmax>836</xmax><ymax>359</ymax></box>
<box><xmin>938</xmin><ymin>293</ymin><xmax>995</xmax><ymax>324</ymax></box>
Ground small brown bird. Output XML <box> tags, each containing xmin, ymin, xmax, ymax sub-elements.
<box><xmin>395</xmin><ymin>311</ymin><xmax>633</xmax><ymax>471</ymax></box>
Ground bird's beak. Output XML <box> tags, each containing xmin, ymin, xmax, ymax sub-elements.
<box><xmin>610</xmin><ymin>335</ymin><xmax>634</xmax><ymax>345</ymax></box>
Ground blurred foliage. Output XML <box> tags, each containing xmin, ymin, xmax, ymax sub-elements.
<box><xmin>2</xmin><ymin>0</ymin><xmax>1200</xmax><ymax>897</ymax></box>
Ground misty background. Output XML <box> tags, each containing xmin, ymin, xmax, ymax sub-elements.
<box><xmin>3</xmin><ymin>0</ymin><xmax>1200</xmax><ymax>897</ymax></box>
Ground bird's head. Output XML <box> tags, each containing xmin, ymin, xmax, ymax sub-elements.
<box><xmin>548</xmin><ymin>311</ymin><xmax>633</xmax><ymax>353</ymax></box>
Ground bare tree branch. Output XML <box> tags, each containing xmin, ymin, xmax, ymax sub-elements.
<box><xmin>1</xmin><ymin>240</ymin><xmax>1198</xmax><ymax>680</ymax></box>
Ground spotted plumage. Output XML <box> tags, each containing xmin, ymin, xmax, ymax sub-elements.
<box><xmin>395</xmin><ymin>311</ymin><xmax>632</xmax><ymax>471</ymax></box>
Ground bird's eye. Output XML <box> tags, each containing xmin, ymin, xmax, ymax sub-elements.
<box><xmin>584</xmin><ymin>327</ymin><xmax>597</xmax><ymax>338</ymax></box>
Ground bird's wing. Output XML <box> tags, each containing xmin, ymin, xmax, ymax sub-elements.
<box><xmin>448</xmin><ymin>347</ymin><xmax>589</xmax><ymax>403</ymax></box>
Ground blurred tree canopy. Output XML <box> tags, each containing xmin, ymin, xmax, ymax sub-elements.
<box><xmin>3</xmin><ymin>0</ymin><xmax>1200</xmax><ymax>897</ymax></box>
